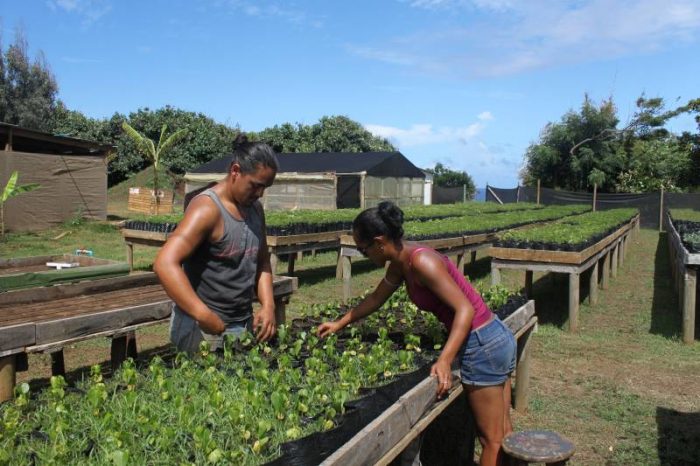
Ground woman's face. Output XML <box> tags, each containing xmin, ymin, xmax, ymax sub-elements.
<box><xmin>353</xmin><ymin>231</ymin><xmax>385</xmax><ymax>266</ymax></box>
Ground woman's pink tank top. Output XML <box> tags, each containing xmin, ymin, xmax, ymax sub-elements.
<box><xmin>405</xmin><ymin>247</ymin><xmax>492</xmax><ymax>332</ymax></box>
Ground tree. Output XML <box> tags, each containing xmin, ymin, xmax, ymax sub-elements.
<box><xmin>521</xmin><ymin>95</ymin><xmax>622</xmax><ymax>191</ymax></box>
<box><xmin>110</xmin><ymin>107</ymin><xmax>239</xmax><ymax>186</ymax></box>
<box><xmin>425</xmin><ymin>163</ymin><xmax>476</xmax><ymax>199</ymax></box>
<box><xmin>1</xmin><ymin>171</ymin><xmax>40</xmax><ymax>238</ymax></box>
<box><xmin>255</xmin><ymin>115</ymin><xmax>396</xmax><ymax>153</ymax></box>
<box><xmin>521</xmin><ymin>94</ymin><xmax>697</xmax><ymax>192</ymax></box>
<box><xmin>0</xmin><ymin>30</ymin><xmax>59</xmax><ymax>131</ymax></box>
<box><xmin>121</xmin><ymin>122</ymin><xmax>188</xmax><ymax>212</ymax></box>
<box><xmin>587</xmin><ymin>168</ymin><xmax>606</xmax><ymax>211</ymax></box>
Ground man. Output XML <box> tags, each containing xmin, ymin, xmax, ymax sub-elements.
<box><xmin>154</xmin><ymin>136</ymin><xmax>278</xmax><ymax>352</ymax></box>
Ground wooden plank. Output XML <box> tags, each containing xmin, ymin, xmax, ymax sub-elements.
<box><xmin>0</xmin><ymin>323</ymin><xmax>35</xmax><ymax>351</ymax></box>
<box><xmin>267</xmin><ymin>230</ymin><xmax>347</xmax><ymax>246</ymax></box>
<box><xmin>26</xmin><ymin>319</ymin><xmax>167</xmax><ymax>354</ymax></box>
<box><xmin>121</xmin><ymin>229</ymin><xmax>169</xmax><ymax>242</ymax></box>
<box><xmin>0</xmin><ymin>273</ymin><xmax>159</xmax><ymax>306</ymax></box>
<box><xmin>35</xmin><ymin>301</ymin><xmax>173</xmax><ymax>345</ymax></box>
<box><xmin>268</xmin><ymin>240</ymin><xmax>339</xmax><ymax>256</ymax></box>
<box><xmin>502</xmin><ymin>300</ymin><xmax>535</xmax><ymax>334</ymax></box>
<box><xmin>321</xmin><ymin>372</ymin><xmax>458</xmax><ymax>466</ymax></box>
<box><xmin>374</xmin><ymin>385</ymin><xmax>465</xmax><ymax>466</ymax></box>
<box><xmin>611</xmin><ymin>244</ymin><xmax>619</xmax><ymax>278</ymax></box>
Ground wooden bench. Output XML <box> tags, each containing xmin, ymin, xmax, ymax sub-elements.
<box><xmin>0</xmin><ymin>273</ymin><xmax>298</xmax><ymax>401</ymax></box>
<box><xmin>490</xmin><ymin>215</ymin><xmax>639</xmax><ymax>332</ymax></box>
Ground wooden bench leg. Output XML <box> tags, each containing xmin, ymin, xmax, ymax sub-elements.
<box><xmin>270</xmin><ymin>252</ymin><xmax>279</xmax><ymax>275</ymax></box>
<box><xmin>491</xmin><ymin>265</ymin><xmax>501</xmax><ymax>286</ymax></box>
<box><xmin>287</xmin><ymin>253</ymin><xmax>296</xmax><ymax>275</ymax></box>
<box><xmin>601</xmin><ymin>252</ymin><xmax>610</xmax><ymax>290</ymax></box>
<box><xmin>275</xmin><ymin>297</ymin><xmax>287</xmax><ymax>325</ymax></box>
<box><xmin>568</xmin><ymin>273</ymin><xmax>580</xmax><ymax>332</ymax></box>
<box><xmin>514</xmin><ymin>325</ymin><xmax>534</xmax><ymax>412</ymax></box>
<box><xmin>50</xmin><ymin>349</ymin><xmax>66</xmax><ymax>376</ymax></box>
<box><xmin>524</xmin><ymin>271</ymin><xmax>533</xmax><ymax>298</ymax></box>
<box><xmin>588</xmin><ymin>260</ymin><xmax>599</xmax><ymax>306</ymax></box>
<box><xmin>111</xmin><ymin>331</ymin><xmax>138</xmax><ymax>372</ymax></box>
<box><xmin>0</xmin><ymin>355</ymin><xmax>17</xmax><ymax>402</ymax></box>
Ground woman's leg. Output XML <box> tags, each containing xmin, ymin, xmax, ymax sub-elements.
<box><xmin>465</xmin><ymin>383</ymin><xmax>506</xmax><ymax>466</ymax></box>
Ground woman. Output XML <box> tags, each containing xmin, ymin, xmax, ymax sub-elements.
<box><xmin>317</xmin><ymin>201</ymin><xmax>516</xmax><ymax>466</ymax></box>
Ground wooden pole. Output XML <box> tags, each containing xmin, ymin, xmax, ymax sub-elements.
<box><xmin>659</xmin><ymin>187</ymin><xmax>664</xmax><ymax>232</ymax></box>
<box><xmin>536</xmin><ymin>179</ymin><xmax>541</xmax><ymax>205</ymax></box>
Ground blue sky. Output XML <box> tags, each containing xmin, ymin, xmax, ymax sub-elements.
<box><xmin>2</xmin><ymin>0</ymin><xmax>699</xmax><ymax>188</ymax></box>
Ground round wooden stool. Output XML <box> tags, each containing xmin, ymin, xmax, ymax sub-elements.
<box><xmin>502</xmin><ymin>430</ymin><xmax>575</xmax><ymax>465</ymax></box>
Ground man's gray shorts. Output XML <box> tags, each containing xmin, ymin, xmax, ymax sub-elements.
<box><xmin>169</xmin><ymin>305</ymin><xmax>253</xmax><ymax>353</ymax></box>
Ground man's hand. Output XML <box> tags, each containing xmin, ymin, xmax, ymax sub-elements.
<box><xmin>317</xmin><ymin>320</ymin><xmax>344</xmax><ymax>338</ymax></box>
<box><xmin>254</xmin><ymin>306</ymin><xmax>276</xmax><ymax>342</ymax></box>
<box><xmin>194</xmin><ymin>309</ymin><xmax>226</xmax><ymax>335</ymax></box>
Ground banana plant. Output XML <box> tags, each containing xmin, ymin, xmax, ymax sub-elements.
<box><xmin>121</xmin><ymin>122</ymin><xmax>188</xmax><ymax>213</ymax></box>
<box><xmin>1</xmin><ymin>171</ymin><xmax>40</xmax><ymax>239</ymax></box>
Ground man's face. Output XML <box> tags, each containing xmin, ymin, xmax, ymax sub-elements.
<box><xmin>231</xmin><ymin>163</ymin><xmax>276</xmax><ymax>206</ymax></box>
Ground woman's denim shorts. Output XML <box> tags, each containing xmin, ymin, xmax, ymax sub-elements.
<box><xmin>459</xmin><ymin>318</ymin><xmax>516</xmax><ymax>386</ymax></box>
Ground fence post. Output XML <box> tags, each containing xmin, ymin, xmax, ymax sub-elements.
<box><xmin>463</xmin><ymin>184</ymin><xmax>466</xmax><ymax>203</ymax></box>
<box><xmin>659</xmin><ymin>187</ymin><xmax>664</xmax><ymax>232</ymax></box>
<box><xmin>536</xmin><ymin>179</ymin><xmax>541</xmax><ymax>205</ymax></box>
<box><xmin>516</xmin><ymin>185</ymin><xmax>520</xmax><ymax>203</ymax></box>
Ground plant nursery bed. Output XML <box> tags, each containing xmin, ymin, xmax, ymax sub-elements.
<box><xmin>490</xmin><ymin>214</ymin><xmax>638</xmax><ymax>265</ymax></box>
<box><xmin>0</xmin><ymin>254</ymin><xmax>129</xmax><ymax>292</ymax></box>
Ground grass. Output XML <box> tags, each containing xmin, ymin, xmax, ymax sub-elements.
<box><xmin>2</xmin><ymin>204</ymin><xmax>699</xmax><ymax>464</ymax></box>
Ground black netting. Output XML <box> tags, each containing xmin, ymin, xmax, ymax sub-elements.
<box><xmin>485</xmin><ymin>185</ymin><xmax>700</xmax><ymax>229</ymax></box>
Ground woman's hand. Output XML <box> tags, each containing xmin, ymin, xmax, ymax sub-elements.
<box><xmin>430</xmin><ymin>359</ymin><xmax>453</xmax><ymax>399</ymax></box>
<box><xmin>317</xmin><ymin>320</ymin><xmax>344</xmax><ymax>338</ymax></box>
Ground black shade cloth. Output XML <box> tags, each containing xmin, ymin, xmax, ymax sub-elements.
<box><xmin>486</xmin><ymin>185</ymin><xmax>700</xmax><ymax>229</ymax></box>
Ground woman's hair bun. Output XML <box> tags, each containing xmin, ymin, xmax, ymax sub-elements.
<box><xmin>233</xmin><ymin>132</ymin><xmax>249</xmax><ymax>149</ymax></box>
<box><xmin>377</xmin><ymin>201</ymin><xmax>404</xmax><ymax>238</ymax></box>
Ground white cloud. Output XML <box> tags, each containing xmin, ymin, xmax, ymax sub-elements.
<box><xmin>360</xmin><ymin>0</ymin><xmax>700</xmax><ymax>77</ymax></box>
<box><xmin>48</xmin><ymin>0</ymin><xmax>112</xmax><ymax>23</ymax></box>
<box><xmin>216</xmin><ymin>0</ymin><xmax>323</xmax><ymax>28</ymax></box>
<box><xmin>365</xmin><ymin>113</ymin><xmax>490</xmax><ymax>148</ymax></box>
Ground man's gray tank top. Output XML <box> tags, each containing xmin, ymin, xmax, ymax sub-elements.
<box><xmin>177</xmin><ymin>189</ymin><xmax>264</xmax><ymax>325</ymax></box>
